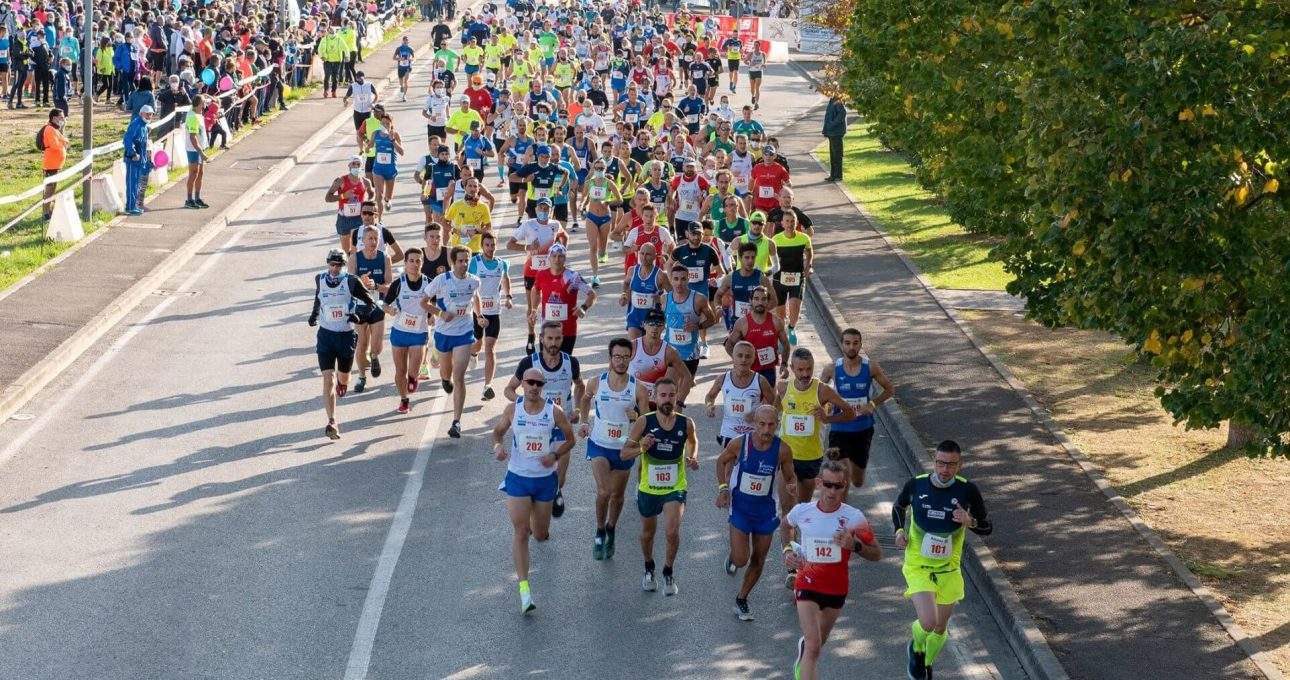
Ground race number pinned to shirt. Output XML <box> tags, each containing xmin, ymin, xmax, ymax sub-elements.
<box><xmin>687</xmin><ymin>268</ymin><xmax>703</xmax><ymax>283</ymax></box>
<box><xmin>785</xmin><ymin>413</ymin><xmax>814</xmax><ymax>435</ymax></box>
<box><xmin>631</xmin><ymin>291</ymin><xmax>654</xmax><ymax>309</ymax></box>
<box><xmin>468</xmin><ymin>158</ymin><xmax>482</xmax><ymax>169</ymax></box>
<box><xmin>376</xmin><ymin>152</ymin><xmax>393</xmax><ymax>164</ymax></box>
<box><xmin>804</xmin><ymin>535</ymin><xmax>841</xmax><ymax>564</ymax></box>
<box><xmin>668</xmin><ymin>328</ymin><xmax>692</xmax><ymax>345</ymax></box>
<box><xmin>519</xmin><ymin>433</ymin><xmax>548</xmax><ymax>458</ymax></box>
<box><xmin>738</xmin><ymin>471</ymin><xmax>771</xmax><ymax>497</ymax></box>
<box><xmin>324</xmin><ymin>304</ymin><xmax>347</xmax><ymax>322</ymax></box>
<box><xmin>481</xmin><ymin>295</ymin><xmax>500</xmax><ymax>313</ymax></box>
<box><xmin>342</xmin><ymin>202</ymin><xmax>361</xmax><ymax>217</ymax></box>
<box><xmin>756</xmin><ymin>346</ymin><xmax>776</xmax><ymax>366</ymax></box>
<box><xmin>780</xmin><ymin>271</ymin><xmax>801</xmax><ymax>286</ymax></box>
<box><xmin>648</xmin><ymin>463</ymin><xmax>678</xmax><ymax>488</ymax></box>
<box><xmin>594</xmin><ymin>419</ymin><xmax>628</xmax><ymax>444</ymax></box>
<box><xmin>397</xmin><ymin>311</ymin><xmax>425</xmax><ymax>333</ymax></box>
<box><xmin>757</xmin><ymin>185</ymin><xmax>775</xmax><ymax>199</ymax></box>
<box><xmin>544</xmin><ymin>302</ymin><xmax>569</xmax><ymax>321</ymax></box>
<box><xmin>920</xmin><ymin>533</ymin><xmax>952</xmax><ymax>560</ymax></box>
<box><xmin>531</xmin><ymin>253</ymin><xmax>551</xmax><ymax>270</ymax></box>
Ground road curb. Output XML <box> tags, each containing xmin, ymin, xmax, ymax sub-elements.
<box><xmin>0</xmin><ymin>20</ymin><xmax>434</xmax><ymax>427</ymax></box>
<box><xmin>794</xmin><ymin>57</ymin><xmax>1282</xmax><ymax>679</ymax></box>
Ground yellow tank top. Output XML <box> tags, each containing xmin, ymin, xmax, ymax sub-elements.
<box><xmin>780</xmin><ymin>378</ymin><xmax>824</xmax><ymax>461</ymax></box>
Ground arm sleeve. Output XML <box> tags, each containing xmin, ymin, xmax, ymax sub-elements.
<box><xmin>796</xmin><ymin>208</ymin><xmax>813</xmax><ymax>229</ymax></box>
<box><xmin>513</xmin><ymin>356</ymin><xmax>533</xmax><ymax>380</ymax></box>
<box><xmin>892</xmin><ymin>477</ymin><xmax>915</xmax><ymax>532</ymax></box>
<box><xmin>966</xmin><ymin>482</ymin><xmax>993</xmax><ymax>536</ymax></box>
<box><xmin>307</xmin><ymin>275</ymin><xmax>321</xmax><ymax>325</ymax></box>
<box><xmin>382</xmin><ymin>228</ymin><xmax>397</xmax><ymax>245</ymax></box>
<box><xmin>349</xmin><ymin>276</ymin><xmax>377</xmax><ymax>307</ymax></box>
<box><xmin>569</xmin><ymin>356</ymin><xmax>581</xmax><ymax>380</ymax></box>
<box><xmin>383</xmin><ymin>278</ymin><xmax>403</xmax><ymax>306</ymax></box>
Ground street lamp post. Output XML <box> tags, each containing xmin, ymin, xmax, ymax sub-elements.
<box><xmin>81</xmin><ymin>1</ymin><xmax>94</xmax><ymax>221</ymax></box>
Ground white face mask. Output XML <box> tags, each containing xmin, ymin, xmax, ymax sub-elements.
<box><xmin>434</xmin><ymin>88</ymin><xmax>445</xmax><ymax>95</ymax></box>
<box><xmin>349</xmin><ymin>167</ymin><xmax>362</xmax><ymax>177</ymax></box>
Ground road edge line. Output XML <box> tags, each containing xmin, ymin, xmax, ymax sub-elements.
<box><xmin>0</xmin><ymin>21</ymin><xmax>435</xmax><ymax>428</ymax></box>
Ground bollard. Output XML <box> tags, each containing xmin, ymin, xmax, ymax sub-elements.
<box><xmin>169</xmin><ymin>130</ymin><xmax>189</xmax><ymax>171</ymax></box>
<box><xmin>46</xmin><ymin>191</ymin><xmax>85</xmax><ymax>242</ymax></box>
<box><xmin>90</xmin><ymin>175</ymin><xmax>124</xmax><ymax>214</ymax></box>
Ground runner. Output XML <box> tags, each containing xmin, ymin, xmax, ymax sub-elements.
<box><xmin>721</xmin><ymin>34</ymin><xmax>742</xmax><ymax>94</ymax></box>
<box><xmin>672</xmin><ymin>221</ymin><xmax>726</xmax><ymax>359</ymax></box>
<box><xmin>669</xmin><ymin>159</ymin><xmax>710</xmax><ymax>240</ymax></box>
<box><xmin>444</xmin><ymin>177</ymin><xmax>493</xmax><ymax>253</ymax></box>
<box><xmin>715</xmin><ymin>404</ymin><xmax>795</xmax><ymax>620</ymax></box>
<box><xmin>621</xmin><ymin>242</ymin><xmax>668</xmax><ymax>341</ymax></box>
<box><xmin>663</xmin><ymin>262</ymin><xmax>718</xmax><ymax>409</ymax></box>
<box><xmin>427</xmin><ymin>245</ymin><xmax>483</xmax><ymax>439</ymax></box>
<box><xmin>777</xmin><ymin>347</ymin><xmax>861</xmax><ymax>588</ymax></box>
<box><xmin>580</xmin><ymin>157</ymin><xmax>624</xmax><ymax>285</ymax></box>
<box><xmin>620</xmin><ymin>377</ymin><xmax>699</xmax><ymax>596</ymax></box>
<box><xmin>325</xmin><ymin>155</ymin><xmax>375</xmax><ymax>254</ymax></box>
<box><xmin>507</xmin><ymin>198</ymin><xmax>568</xmax><ymax>353</ymax></box>
<box><xmin>357</xmin><ymin>102</ymin><xmax>389</xmax><ymax>184</ymax></box>
<box><xmin>785</xmin><ymin>459</ymin><xmax>881</xmax><ymax>680</ymax></box>
<box><xmin>704</xmin><ymin>340</ymin><xmax>776</xmax><ymax>447</ymax></box>
<box><xmin>821</xmin><ymin>327</ymin><xmax>895</xmax><ymax>490</ymax></box>
<box><xmin>530</xmin><ymin>244</ymin><xmax>597</xmax><ymax>354</ymax></box>
<box><xmin>505</xmin><ymin>321</ymin><xmax>585</xmax><ymax>519</ymax></box>
<box><xmin>621</xmin><ymin>202</ymin><xmax>675</xmax><ymax>278</ymax></box>
<box><xmin>723</xmin><ymin>286</ymin><xmax>790</xmax><ymax>386</ymax></box>
<box><xmin>468</xmin><ymin>233</ymin><xmax>513</xmax><ymax>401</ymax></box>
<box><xmin>749</xmin><ymin>145</ymin><xmax>790</xmax><ymax>216</ymax></box>
<box><xmin>369</xmin><ymin>110</ymin><xmax>404</xmax><ymax>221</ymax></box>
<box><xmin>422</xmin><ymin>79</ymin><xmax>451</xmax><ymax>143</ymax></box>
<box><xmin>732</xmin><ymin>211</ymin><xmax>778</xmax><ymax>274</ymax></box>
<box><xmin>771</xmin><ymin>211</ymin><xmax>812</xmax><ymax>346</ymax></box>
<box><xmin>746</xmin><ymin>41</ymin><xmax>765</xmax><ymax>109</ymax></box>
<box><xmin>893</xmin><ymin>440</ymin><xmax>993</xmax><ymax>680</ymax></box>
<box><xmin>308</xmin><ymin>249</ymin><xmax>377</xmax><ymax>441</ymax></box>
<box><xmin>342</xmin><ymin>69</ymin><xmax>377</xmax><ymax>131</ymax></box>
<box><xmin>415</xmin><ymin>144</ymin><xmax>456</xmax><ymax>225</ymax></box>
<box><xmin>628</xmin><ymin>308</ymin><xmax>689</xmax><ymax>403</ymax></box>
<box><xmin>578</xmin><ymin>337</ymin><xmax>651</xmax><ymax>560</ymax></box>
<box><xmin>381</xmin><ymin>248</ymin><xmax>433</xmax><ymax>415</ymax></box>
<box><xmin>394</xmin><ymin>35</ymin><xmax>414</xmax><ymax>102</ymax></box>
<box><xmin>490</xmin><ymin>367</ymin><xmax>576</xmax><ymax>614</ymax></box>
<box><xmin>348</xmin><ymin>227</ymin><xmax>392</xmax><ymax>394</ymax></box>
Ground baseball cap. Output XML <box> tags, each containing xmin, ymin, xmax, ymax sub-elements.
<box><xmin>549</xmin><ymin>243</ymin><xmax>567</xmax><ymax>255</ymax></box>
<box><xmin>139</xmin><ymin>105</ymin><xmax>156</xmax><ymax>115</ymax></box>
<box><xmin>355</xmin><ymin>70</ymin><xmax>366</xmax><ymax>78</ymax></box>
<box><xmin>471</xmin><ymin>74</ymin><xmax>483</xmax><ymax>84</ymax></box>
<box><xmin>750</xmin><ymin>210</ymin><xmax>767</xmax><ymax>223</ymax></box>
<box><xmin>535</xmin><ymin>145</ymin><xmax>552</xmax><ymax>156</ymax></box>
<box><xmin>469</xmin><ymin>120</ymin><xmax>481</xmax><ymax>129</ymax></box>
<box><xmin>535</xmin><ymin>198</ymin><xmax>554</xmax><ymax>207</ymax></box>
<box><xmin>762</xmin><ymin>144</ymin><xmax>776</xmax><ymax>155</ymax></box>
<box><xmin>326</xmin><ymin>248</ymin><xmax>347</xmax><ymax>265</ymax></box>
<box><xmin>643</xmin><ymin>308</ymin><xmax>666</xmax><ymax>325</ymax></box>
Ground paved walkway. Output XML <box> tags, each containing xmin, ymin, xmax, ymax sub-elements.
<box><xmin>781</xmin><ymin>95</ymin><xmax>1264</xmax><ymax>678</ymax></box>
<box><xmin>932</xmin><ymin>289</ymin><xmax>1026</xmax><ymax>312</ymax></box>
<box><xmin>0</xmin><ymin>21</ymin><xmax>434</xmax><ymax>407</ymax></box>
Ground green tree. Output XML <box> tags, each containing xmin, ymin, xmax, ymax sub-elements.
<box><xmin>839</xmin><ymin>0</ymin><xmax>1290</xmax><ymax>454</ymax></box>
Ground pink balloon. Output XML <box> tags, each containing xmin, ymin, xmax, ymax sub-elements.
<box><xmin>153</xmin><ymin>149</ymin><xmax>170</xmax><ymax>169</ymax></box>
<box><xmin>218</xmin><ymin>75</ymin><xmax>235</xmax><ymax>91</ymax></box>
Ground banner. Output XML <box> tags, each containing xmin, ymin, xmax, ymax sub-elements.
<box><xmin>760</xmin><ymin>17</ymin><xmax>800</xmax><ymax>49</ymax></box>
<box><xmin>667</xmin><ymin>13</ymin><xmax>767</xmax><ymax>59</ymax></box>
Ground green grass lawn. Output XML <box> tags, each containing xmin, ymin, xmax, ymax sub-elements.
<box><xmin>817</xmin><ymin>126</ymin><xmax>1011</xmax><ymax>291</ymax></box>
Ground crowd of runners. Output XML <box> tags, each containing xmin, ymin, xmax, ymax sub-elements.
<box><xmin>306</xmin><ymin>2</ymin><xmax>992</xmax><ymax>678</ymax></box>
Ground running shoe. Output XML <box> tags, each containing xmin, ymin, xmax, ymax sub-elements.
<box><xmin>700</xmin><ymin>342</ymin><xmax>710</xmax><ymax>359</ymax></box>
<box><xmin>496</xmin><ymin>180</ymin><xmax>505</xmax><ymax>188</ymax></box>
<box><xmin>482</xmin><ymin>386</ymin><xmax>496</xmax><ymax>401</ymax></box>
<box><xmin>591</xmin><ymin>275</ymin><xmax>600</xmax><ymax>288</ymax></box>
<box><xmin>598</xmin><ymin>252</ymin><xmax>608</xmax><ymax>264</ymax></box>
<box><xmin>734</xmin><ymin>598</ymin><xmax>754</xmax><ymax>621</ymax></box>
<box><xmin>793</xmin><ymin>636</ymin><xmax>806</xmax><ymax>680</ymax></box>
<box><xmin>184</xmin><ymin>199</ymin><xmax>199</xmax><ymax>209</ymax></box>
<box><xmin>408</xmin><ymin>378</ymin><xmax>419</xmax><ymax>393</ymax></box>
<box><xmin>419</xmin><ymin>362</ymin><xmax>431</xmax><ymax>380</ymax></box>
<box><xmin>195</xmin><ymin>199</ymin><xmax>210</xmax><ymax>208</ymax></box>
<box><xmin>442</xmin><ymin>379</ymin><xmax>454</xmax><ymax>394</ymax></box>
<box><xmin>788</xmin><ymin>326</ymin><xmax>798</xmax><ymax>345</ymax></box>
<box><xmin>641</xmin><ymin>570</ymin><xmax>657</xmax><ymax>592</ymax></box>
<box><xmin>907</xmin><ymin>641</ymin><xmax>927</xmax><ymax>680</ymax></box>
<box><xmin>786</xmin><ymin>570</ymin><xmax>798</xmax><ymax>589</ymax></box>
<box><xmin>448</xmin><ymin>420</ymin><xmax>461</xmax><ymax>438</ymax></box>
<box><xmin>593</xmin><ymin>532</ymin><xmax>606</xmax><ymax>560</ymax></box>
<box><xmin>429</xmin><ymin>352</ymin><xmax>440</xmax><ymax>370</ymax></box>
<box><xmin>397</xmin><ymin>398</ymin><xmax>410</xmax><ymax>414</ymax></box>
<box><xmin>552</xmin><ymin>490</ymin><xmax>565</xmax><ymax>518</ymax></box>
<box><xmin>370</xmin><ymin>354</ymin><xmax>382</xmax><ymax>377</ymax></box>
<box><xmin>336</xmin><ymin>383</ymin><xmax>348</xmax><ymax>397</ymax></box>
<box><xmin>663</xmin><ymin>573</ymin><xmax>678</xmax><ymax>596</ymax></box>
<box><xmin>730</xmin><ymin>83</ymin><xmax>736</xmax><ymax>93</ymax></box>
<box><xmin>325</xmin><ymin>421</ymin><xmax>340</xmax><ymax>441</ymax></box>
<box><xmin>725</xmin><ymin>554</ymin><xmax>737</xmax><ymax>576</ymax></box>
<box><xmin>354</xmin><ymin>376</ymin><xmax>367</xmax><ymax>393</ymax></box>
<box><xmin>400</xmin><ymin>93</ymin><xmax>407</xmax><ymax>102</ymax></box>
<box><xmin>605</xmin><ymin>529</ymin><xmax>616</xmax><ymax>558</ymax></box>
<box><xmin>925</xmin><ymin>666</ymin><xmax>934</xmax><ymax>680</ymax></box>
<box><xmin>520</xmin><ymin>588</ymin><xmax>536</xmax><ymax>614</ymax></box>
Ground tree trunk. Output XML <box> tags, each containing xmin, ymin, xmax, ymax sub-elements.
<box><xmin>1226</xmin><ymin>422</ymin><xmax>1258</xmax><ymax>450</ymax></box>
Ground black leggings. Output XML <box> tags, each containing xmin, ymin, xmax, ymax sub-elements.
<box><xmin>323</xmin><ymin>61</ymin><xmax>341</xmax><ymax>92</ymax></box>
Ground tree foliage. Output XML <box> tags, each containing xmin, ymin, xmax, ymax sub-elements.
<box><xmin>839</xmin><ymin>0</ymin><xmax>1290</xmax><ymax>455</ymax></box>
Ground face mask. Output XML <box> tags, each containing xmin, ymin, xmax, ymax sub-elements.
<box><xmin>704</xmin><ymin>168</ymin><xmax>715</xmax><ymax>179</ymax></box>
<box><xmin>434</xmin><ymin>88</ymin><xmax>444</xmax><ymax>95</ymax></box>
<box><xmin>349</xmin><ymin>167</ymin><xmax>362</xmax><ymax>177</ymax></box>
<box><xmin>537</xmin><ymin>159</ymin><xmax>549</xmax><ymax>168</ymax></box>
<box><xmin>558</xmin><ymin>117</ymin><xmax>568</xmax><ymax>126</ymax></box>
<box><xmin>537</xmin><ymin>210</ymin><xmax>550</xmax><ymax>220</ymax></box>
<box><xmin>594</xmin><ymin>169</ymin><xmax>605</xmax><ymax>178</ymax></box>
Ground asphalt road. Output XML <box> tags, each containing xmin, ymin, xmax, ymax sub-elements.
<box><xmin>0</xmin><ymin>54</ymin><xmax>1028</xmax><ymax>680</ymax></box>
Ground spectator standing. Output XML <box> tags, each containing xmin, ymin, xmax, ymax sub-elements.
<box><xmin>30</xmin><ymin>23</ymin><xmax>52</xmax><ymax>106</ymax></box>
<box><xmin>126</xmin><ymin>77</ymin><xmax>155</xmax><ymax>117</ymax></box>
<box><xmin>111</xmin><ymin>31</ymin><xmax>133</xmax><ymax>109</ymax></box>
<box><xmin>157</xmin><ymin>73</ymin><xmax>192</xmax><ymax>131</ymax></box>
<box><xmin>53</xmin><ymin>57</ymin><xmax>71</xmax><ymax>115</ymax></box>
<box><xmin>339</xmin><ymin>19</ymin><xmax>358</xmax><ymax>84</ymax></box>
<box><xmin>6</xmin><ymin>28</ymin><xmax>29</xmax><ymax>109</ymax></box>
<box><xmin>184</xmin><ymin>94</ymin><xmax>210</xmax><ymax>209</ymax></box>
<box><xmin>123</xmin><ymin>105</ymin><xmax>154</xmax><ymax>216</ymax></box>
<box><xmin>146</xmin><ymin>13</ymin><xmax>168</xmax><ymax>87</ymax></box>
<box><xmin>93</xmin><ymin>35</ymin><xmax>114</xmax><ymax>102</ymax></box>
<box><xmin>822</xmin><ymin>97</ymin><xmax>848</xmax><ymax>182</ymax></box>
<box><xmin>38</xmin><ymin>108</ymin><xmax>69</xmax><ymax>221</ymax></box>
<box><xmin>318</xmin><ymin>25</ymin><xmax>345</xmax><ymax>98</ymax></box>
<box><xmin>0</xmin><ymin>25</ymin><xmax>12</xmax><ymax>101</ymax></box>
<box><xmin>56</xmin><ymin>24</ymin><xmax>79</xmax><ymax>96</ymax></box>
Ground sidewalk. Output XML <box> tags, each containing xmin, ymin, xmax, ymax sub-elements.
<box><xmin>781</xmin><ymin>101</ymin><xmax>1266</xmax><ymax>677</ymax></box>
<box><xmin>0</xmin><ymin>21</ymin><xmax>434</xmax><ymax>415</ymax></box>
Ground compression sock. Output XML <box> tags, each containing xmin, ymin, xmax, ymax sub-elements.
<box><xmin>912</xmin><ymin>620</ymin><xmax>930</xmax><ymax>653</ymax></box>
<box><xmin>644</xmin><ymin>560</ymin><xmax>656</xmax><ymax>572</ymax></box>
<box><xmin>925</xmin><ymin>629</ymin><xmax>948</xmax><ymax>665</ymax></box>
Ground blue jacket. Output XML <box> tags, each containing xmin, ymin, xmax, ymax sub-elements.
<box><xmin>111</xmin><ymin>40</ymin><xmax>133</xmax><ymax>73</ymax></box>
<box><xmin>123</xmin><ymin>116</ymin><xmax>150</xmax><ymax>163</ymax></box>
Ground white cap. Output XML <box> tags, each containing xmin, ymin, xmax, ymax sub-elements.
<box><xmin>139</xmin><ymin>105</ymin><xmax>156</xmax><ymax>115</ymax></box>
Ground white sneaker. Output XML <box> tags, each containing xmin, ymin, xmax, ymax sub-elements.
<box><xmin>663</xmin><ymin>573</ymin><xmax>678</xmax><ymax>596</ymax></box>
<box><xmin>641</xmin><ymin>570</ymin><xmax>657</xmax><ymax>592</ymax></box>
<box><xmin>520</xmin><ymin>589</ymin><xmax>535</xmax><ymax>614</ymax></box>
<box><xmin>700</xmin><ymin>342</ymin><xmax>710</xmax><ymax>359</ymax></box>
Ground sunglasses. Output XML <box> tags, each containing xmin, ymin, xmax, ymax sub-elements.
<box><xmin>523</xmin><ymin>379</ymin><xmax>546</xmax><ymax>387</ymax></box>
<box><xmin>820</xmin><ymin>481</ymin><xmax>846</xmax><ymax>490</ymax></box>
<box><xmin>361</xmin><ymin>211</ymin><xmax>376</xmax><ymax>216</ymax></box>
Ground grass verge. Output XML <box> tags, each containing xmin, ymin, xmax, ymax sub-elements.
<box><xmin>960</xmin><ymin>310</ymin><xmax>1290</xmax><ymax>674</ymax></box>
<box><xmin>817</xmin><ymin>126</ymin><xmax>1011</xmax><ymax>290</ymax></box>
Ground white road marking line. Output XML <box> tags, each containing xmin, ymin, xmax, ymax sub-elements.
<box><xmin>343</xmin><ymin>393</ymin><xmax>448</xmax><ymax>680</ymax></box>
<box><xmin>0</xmin><ymin>141</ymin><xmax>345</xmax><ymax>469</ymax></box>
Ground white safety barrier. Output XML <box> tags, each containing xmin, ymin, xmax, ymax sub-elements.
<box><xmin>90</xmin><ymin>174</ymin><xmax>123</xmax><ymax>214</ymax></box>
<box><xmin>46</xmin><ymin>193</ymin><xmax>84</xmax><ymax>242</ymax></box>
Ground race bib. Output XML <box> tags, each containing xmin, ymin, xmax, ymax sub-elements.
<box><xmin>534</xmin><ymin>187</ymin><xmax>551</xmax><ymax>199</ymax></box>
<box><xmin>481</xmin><ymin>296</ymin><xmax>499</xmax><ymax>313</ymax></box>
<box><xmin>726</xmin><ymin>395</ymin><xmax>752</xmax><ymax>418</ymax></box>
<box><xmin>324</xmin><ymin>304</ymin><xmax>347</xmax><ymax>322</ymax></box>
<box><xmin>544</xmin><ymin>302</ymin><xmax>569</xmax><ymax>321</ymax></box>
<box><xmin>844</xmin><ymin>396</ymin><xmax>870</xmax><ymax>409</ymax></box>
<box><xmin>785</xmin><ymin>413</ymin><xmax>814</xmax><ymax>435</ymax></box>
<box><xmin>687</xmin><ymin>268</ymin><xmax>703</xmax><ymax>283</ymax></box>
<box><xmin>648</xmin><ymin>463</ymin><xmax>678</xmax><ymax>488</ymax></box>
<box><xmin>738</xmin><ymin>471</ymin><xmax>771</xmax><ymax>497</ymax></box>
<box><xmin>468</xmin><ymin>158</ymin><xmax>482</xmax><ymax>169</ymax></box>
<box><xmin>519</xmin><ymin>433</ymin><xmax>548</xmax><ymax>458</ymax></box>
<box><xmin>611</xmin><ymin>70</ymin><xmax>624</xmax><ymax>80</ymax></box>
<box><xmin>780</xmin><ymin>271</ymin><xmax>801</xmax><ymax>286</ymax></box>
<box><xmin>590</xmin><ymin>185</ymin><xmax>607</xmax><ymax>200</ymax></box>
<box><xmin>436</xmin><ymin>187</ymin><xmax>449</xmax><ymax>200</ymax></box>
<box><xmin>686</xmin><ymin>114</ymin><xmax>699</xmax><ymax>124</ymax></box>
<box><xmin>668</xmin><ymin>328</ymin><xmax>692</xmax><ymax>345</ymax></box>
<box><xmin>920</xmin><ymin>533</ymin><xmax>952</xmax><ymax>560</ymax></box>
<box><xmin>342</xmin><ymin>202</ymin><xmax>361</xmax><ymax>217</ymax></box>
<box><xmin>804</xmin><ymin>535</ymin><xmax>841</xmax><ymax>564</ymax></box>
<box><xmin>593</xmin><ymin>419</ymin><xmax>628</xmax><ymax>444</ymax></box>
<box><xmin>459</xmin><ymin>223</ymin><xmax>479</xmax><ymax>237</ymax></box>
<box><xmin>631</xmin><ymin>291</ymin><xmax>654</xmax><ymax>309</ymax></box>
<box><xmin>625</xmin><ymin>112</ymin><xmax>638</xmax><ymax>123</ymax></box>
<box><xmin>757</xmin><ymin>185</ymin><xmax>774</xmax><ymax>199</ymax></box>
<box><xmin>531</xmin><ymin>253</ymin><xmax>551</xmax><ymax>270</ymax></box>
<box><xmin>734</xmin><ymin>300</ymin><xmax>750</xmax><ymax>318</ymax></box>
<box><xmin>377</xmin><ymin>152</ymin><xmax>392</xmax><ymax>164</ymax></box>
<box><xmin>679</xmin><ymin>198</ymin><xmax>699</xmax><ymax>214</ymax></box>
<box><xmin>755</xmin><ymin>346</ymin><xmax>776</xmax><ymax>366</ymax></box>
<box><xmin>396</xmin><ymin>311</ymin><xmax>425</xmax><ymax>332</ymax></box>
<box><xmin>734</xmin><ymin>175</ymin><xmax>749</xmax><ymax>190</ymax></box>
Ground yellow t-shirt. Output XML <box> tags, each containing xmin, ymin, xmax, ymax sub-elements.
<box><xmin>462</xmin><ymin>44</ymin><xmax>484</xmax><ymax>67</ymax></box>
<box><xmin>446</xmin><ymin>109</ymin><xmax>484</xmax><ymax>142</ymax></box>
<box><xmin>445</xmin><ymin>200</ymin><xmax>492</xmax><ymax>252</ymax></box>
<box><xmin>781</xmin><ymin>378</ymin><xmax>824</xmax><ymax>461</ymax></box>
